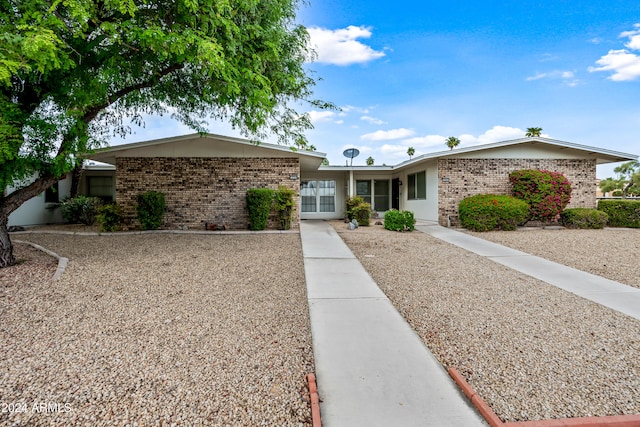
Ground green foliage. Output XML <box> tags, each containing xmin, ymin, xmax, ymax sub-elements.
<box><xmin>525</xmin><ymin>127</ymin><xmax>543</xmax><ymax>137</ymax></box>
<box><xmin>559</xmin><ymin>208</ymin><xmax>608</xmax><ymax>229</ymax></box>
<box><xmin>273</xmin><ymin>186</ymin><xmax>295</xmax><ymax>230</ymax></box>
<box><xmin>246</xmin><ymin>188</ymin><xmax>275</xmax><ymax>231</ymax></box>
<box><xmin>136</xmin><ymin>191</ymin><xmax>165</xmax><ymax>230</ymax></box>
<box><xmin>366</xmin><ymin>156</ymin><xmax>374</xmax><ymax>165</ymax></box>
<box><xmin>598</xmin><ymin>200</ymin><xmax>640</xmax><ymax>228</ymax></box>
<box><xmin>509</xmin><ymin>169</ymin><xmax>571</xmax><ymax>222</ymax></box>
<box><xmin>345</xmin><ymin>196</ymin><xmax>366</xmax><ymax>220</ymax></box>
<box><xmin>0</xmin><ymin>0</ymin><xmax>332</xmax><ymax>243</ymax></box>
<box><xmin>351</xmin><ymin>202</ymin><xmax>372</xmax><ymax>226</ymax></box>
<box><xmin>599</xmin><ymin>161</ymin><xmax>640</xmax><ymax>197</ymax></box>
<box><xmin>384</xmin><ymin>209</ymin><xmax>416</xmax><ymax>232</ymax></box>
<box><xmin>60</xmin><ymin>196</ymin><xmax>102</xmax><ymax>225</ymax></box>
<box><xmin>445</xmin><ymin>136</ymin><xmax>460</xmax><ymax>150</ymax></box>
<box><xmin>458</xmin><ymin>194</ymin><xmax>530</xmax><ymax>232</ymax></box>
<box><xmin>96</xmin><ymin>204</ymin><xmax>123</xmax><ymax>232</ymax></box>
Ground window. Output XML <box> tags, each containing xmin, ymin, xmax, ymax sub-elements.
<box><xmin>44</xmin><ymin>182</ymin><xmax>59</xmax><ymax>203</ymax></box>
<box><xmin>356</xmin><ymin>179</ymin><xmax>390</xmax><ymax>211</ymax></box>
<box><xmin>87</xmin><ymin>176</ymin><xmax>113</xmax><ymax>200</ymax></box>
<box><xmin>408</xmin><ymin>171</ymin><xmax>426</xmax><ymax>200</ymax></box>
<box><xmin>301</xmin><ymin>180</ymin><xmax>336</xmax><ymax>213</ymax></box>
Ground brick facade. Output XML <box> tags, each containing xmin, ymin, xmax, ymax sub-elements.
<box><xmin>438</xmin><ymin>158</ymin><xmax>597</xmax><ymax>226</ymax></box>
<box><xmin>115</xmin><ymin>157</ymin><xmax>300</xmax><ymax>230</ymax></box>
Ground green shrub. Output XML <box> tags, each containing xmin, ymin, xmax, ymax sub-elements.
<box><xmin>598</xmin><ymin>199</ymin><xmax>640</xmax><ymax>228</ymax></box>
<box><xmin>458</xmin><ymin>194</ymin><xmax>530</xmax><ymax>232</ymax></box>
<box><xmin>345</xmin><ymin>196</ymin><xmax>366</xmax><ymax>220</ymax></box>
<box><xmin>509</xmin><ymin>169</ymin><xmax>571</xmax><ymax>222</ymax></box>
<box><xmin>612</xmin><ymin>189</ymin><xmax>623</xmax><ymax>197</ymax></box>
<box><xmin>560</xmin><ymin>208</ymin><xmax>608</xmax><ymax>229</ymax></box>
<box><xmin>273</xmin><ymin>186</ymin><xmax>295</xmax><ymax>230</ymax></box>
<box><xmin>345</xmin><ymin>196</ymin><xmax>371</xmax><ymax>226</ymax></box>
<box><xmin>136</xmin><ymin>190</ymin><xmax>165</xmax><ymax>230</ymax></box>
<box><xmin>246</xmin><ymin>188</ymin><xmax>274</xmax><ymax>230</ymax></box>
<box><xmin>384</xmin><ymin>209</ymin><xmax>416</xmax><ymax>231</ymax></box>
<box><xmin>96</xmin><ymin>204</ymin><xmax>123</xmax><ymax>232</ymax></box>
<box><xmin>60</xmin><ymin>196</ymin><xmax>102</xmax><ymax>225</ymax></box>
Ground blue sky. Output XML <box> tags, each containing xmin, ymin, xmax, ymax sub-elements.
<box><xmin>115</xmin><ymin>0</ymin><xmax>640</xmax><ymax>178</ymax></box>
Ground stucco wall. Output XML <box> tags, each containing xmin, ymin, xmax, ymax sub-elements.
<box><xmin>116</xmin><ymin>157</ymin><xmax>300</xmax><ymax>230</ymax></box>
<box><xmin>438</xmin><ymin>158</ymin><xmax>597</xmax><ymax>226</ymax></box>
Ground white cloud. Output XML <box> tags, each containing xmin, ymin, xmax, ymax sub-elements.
<box><xmin>461</xmin><ymin>125</ymin><xmax>531</xmax><ymax>145</ymax></box>
<box><xmin>360</xmin><ymin>128</ymin><xmax>415</xmax><ymax>141</ymax></box>
<box><xmin>526</xmin><ymin>70</ymin><xmax>579</xmax><ymax>86</ymax></box>
<box><xmin>361</xmin><ymin>115</ymin><xmax>386</xmax><ymax>125</ymax></box>
<box><xmin>307</xmin><ymin>26</ymin><xmax>386</xmax><ymax>66</ymax></box>
<box><xmin>308</xmin><ymin>110</ymin><xmax>336</xmax><ymax>123</ymax></box>
<box><xmin>589</xmin><ymin>24</ymin><xmax>640</xmax><ymax>81</ymax></box>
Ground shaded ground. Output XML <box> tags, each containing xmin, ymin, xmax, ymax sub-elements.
<box><xmin>1</xmin><ymin>233</ymin><xmax>313</xmax><ymax>426</ymax></box>
<box><xmin>332</xmin><ymin>221</ymin><xmax>640</xmax><ymax>422</ymax></box>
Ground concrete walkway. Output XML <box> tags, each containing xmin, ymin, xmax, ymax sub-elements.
<box><xmin>416</xmin><ymin>223</ymin><xmax>640</xmax><ymax>321</ymax></box>
<box><xmin>300</xmin><ymin>221</ymin><xmax>487</xmax><ymax>427</ymax></box>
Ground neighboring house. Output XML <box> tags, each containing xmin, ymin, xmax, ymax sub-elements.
<box><xmin>8</xmin><ymin>133</ymin><xmax>638</xmax><ymax>228</ymax></box>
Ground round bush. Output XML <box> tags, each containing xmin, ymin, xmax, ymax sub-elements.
<box><xmin>560</xmin><ymin>208</ymin><xmax>608</xmax><ymax>229</ymax></box>
<box><xmin>458</xmin><ymin>194</ymin><xmax>530</xmax><ymax>232</ymax></box>
<box><xmin>509</xmin><ymin>169</ymin><xmax>571</xmax><ymax>222</ymax></box>
<box><xmin>384</xmin><ymin>209</ymin><xmax>415</xmax><ymax>231</ymax></box>
<box><xmin>60</xmin><ymin>196</ymin><xmax>103</xmax><ymax>225</ymax></box>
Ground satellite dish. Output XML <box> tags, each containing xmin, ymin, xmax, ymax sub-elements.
<box><xmin>343</xmin><ymin>148</ymin><xmax>360</xmax><ymax>166</ymax></box>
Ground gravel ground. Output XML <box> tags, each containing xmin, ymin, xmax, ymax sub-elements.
<box><xmin>465</xmin><ymin>227</ymin><xmax>640</xmax><ymax>289</ymax></box>
<box><xmin>332</xmin><ymin>221</ymin><xmax>640</xmax><ymax>422</ymax></box>
<box><xmin>1</xmin><ymin>233</ymin><xmax>313</xmax><ymax>426</ymax></box>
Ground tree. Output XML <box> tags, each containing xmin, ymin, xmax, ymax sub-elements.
<box><xmin>407</xmin><ymin>147</ymin><xmax>415</xmax><ymax>159</ymax></box>
<box><xmin>599</xmin><ymin>160</ymin><xmax>640</xmax><ymax>197</ymax></box>
<box><xmin>321</xmin><ymin>158</ymin><xmax>329</xmax><ymax>166</ymax></box>
<box><xmin>445</xmin><ymin>136</ymin><xmax>460</xmax><ymax>150</ymax></box>
<box><xmin>0</xmin><ymin>0</ymin><xmax>330</xmax><ymax>267</ymax></box>
<box><xmin>366</xmin><ymin>156</ymin><xmax>375</xmax><ymax>166</ymax></box>
<box><xmin>525</xmin><ymin>127</ymin><xmax>543</xmax><ymax>137</ymax></box>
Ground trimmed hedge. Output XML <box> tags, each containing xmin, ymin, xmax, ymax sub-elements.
<box><xmin>136</xmin><ymin>190</ymin><xmax>165</xmax><ymax>230</ymax></box>
<box><xmin>384</xmin><ymin>209</ymin><xmax>415</xmax><ymax>232</ymax></box>
<box><xmin>96</xmin><ymin>204</ymin><xmax>123</xmax><ymax>232</ymax></box>
<box><xmin>560</xmin><ymin>208</ymin><xmax>608</xmax><ymax>229</ymax></box>
<box><xmin>246</xmin><ymin>188</ymin><xmax>275</xmax><ymax>230</ymax></box>
<box><xmin>509</xmin><ymin>169</ymin><xmax>571</xmax><ymax>222</ymax></box>
<box><xmin>598</xmin><ymin>199</ymin><xmax>640</xmax><ymax>228</ymax></box>
<box><xmin>458</xmin><ymin>194</ymin><xmax>530</xmax><ymax>232</ymax></box>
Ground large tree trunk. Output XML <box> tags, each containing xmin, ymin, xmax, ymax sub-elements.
<box><xmin>0</xmin><ymin>174</ymin><xmax>62</xmax><ymax>268</ymax></box>
<box><xmin>69</xmin><ymin>163</ymin><xmax>84</xmax><ymax>198</ymax></box>
<box><xmin>0</xmin><ymin>216</ymin><xmax>15</xmax><ymax>268</ymax></box>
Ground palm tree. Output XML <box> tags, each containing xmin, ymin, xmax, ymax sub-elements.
<box><xmin>366</xmin><ymin>156</ymin><xmax>374</xmax><ymax>166</ymax></box>
<box><xmin>445</xmin><ymin>136</ymin><xmax>460</xmax><ymax>150</ymax></box>
<box><xmin>525</xmin><ymin>127</ymin><xmax>542</xmax><ymax>137</ymax></box>
<box><xmin>407</xmin><ymin>147</ymin><xmax>415</xmax><ymax>159</ymax></box>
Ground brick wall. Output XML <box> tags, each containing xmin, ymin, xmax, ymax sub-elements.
<box><xmin>438</xmin><ymin>158</ymin><xmax>597</xmax><ymax>226</ymax></box>
<box><xmin>115</xmin><ymin>157</ymin><xmax>300</xmax><ymax>230</ymax></box>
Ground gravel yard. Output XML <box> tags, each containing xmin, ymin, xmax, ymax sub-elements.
<box><xmin>332</xmin><ymin>221</ymin><xmax>640</xmax><ymax>422</ymax></box>
<box><xmin>465</xmin><ymin>227</ymin><xmax>640</xmax><ymax>289</ymax></box>
<box><xmin>1</xmin><ymin>233</ymin><xmax>313</xmax><ymax>426</ymax></box>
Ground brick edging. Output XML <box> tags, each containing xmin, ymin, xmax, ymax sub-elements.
<box><xmin>448</xmin><ymin>367</ymin><xmax>640</xmax><ymax>427</ymax></box>
<box><xmin>307</xmin><ymin>373</ymin><xmax>322</xmax><ymax>427</ymax></box>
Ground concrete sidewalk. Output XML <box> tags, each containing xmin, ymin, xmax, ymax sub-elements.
<box><xmin>300</xmin><ymin>221</ymin><xmax>486</xmax><ymax>427</ymax></box>
<box><xmin>416</xmin><ymin>223</ymin><xmax>640</xmax><ymax>321</ymax></box>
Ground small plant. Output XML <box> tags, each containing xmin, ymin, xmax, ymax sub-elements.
<box><xmin>384</xmin><ymin>209</ymin><xmax>416</xmax><ymax>231</ymax></box>
<box><xmin>345</xmin><ymin>196</ymin><xmax>371</xmax><ymax>226</ymax></box>
<box><xmin>559</xmin><ymin>208</ymin><xmax>608</xmax><ymax>229</ymax></box>
<box><xmin>273</xmin><ymin>186</ymin><xmax>295</xmax><ymax>230</ymax></box>
<box><xmin>458</xmin><ymin>194</ymin><xmax>529</xmax><ymax>232</ymax></box>
<box><xmin>598</xmin><ymin>199</ymin><xmax>640</xmax><ymax>228</ymax></box>
<box><xmin>96</xmin><ymin>204</ymin><xmax>123</xmax><ymax>232</ymax></box>
<box><xmin>60</xmin><ymin>196</ymin><xmax>102</xmax><ymax>225</ymax></box>
<box><xmin>509</xmin><ymin>169</ymin><xmax>571</xmax><ymax>222</ymax></box>
<box><xmin>136</xmin><ymin>190</ymin><xmax>165</xmax><ymax>230</ymax></box>
<box><xmin>246</xmin><ymin>188</ymin><xmax>275</xmax><ymax>230</ymax></box>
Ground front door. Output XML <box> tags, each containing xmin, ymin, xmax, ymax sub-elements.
<box><xmin>392</xmin><ymin>178</ymin><xmax>400</xmax><ymax>210</ymax></box>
